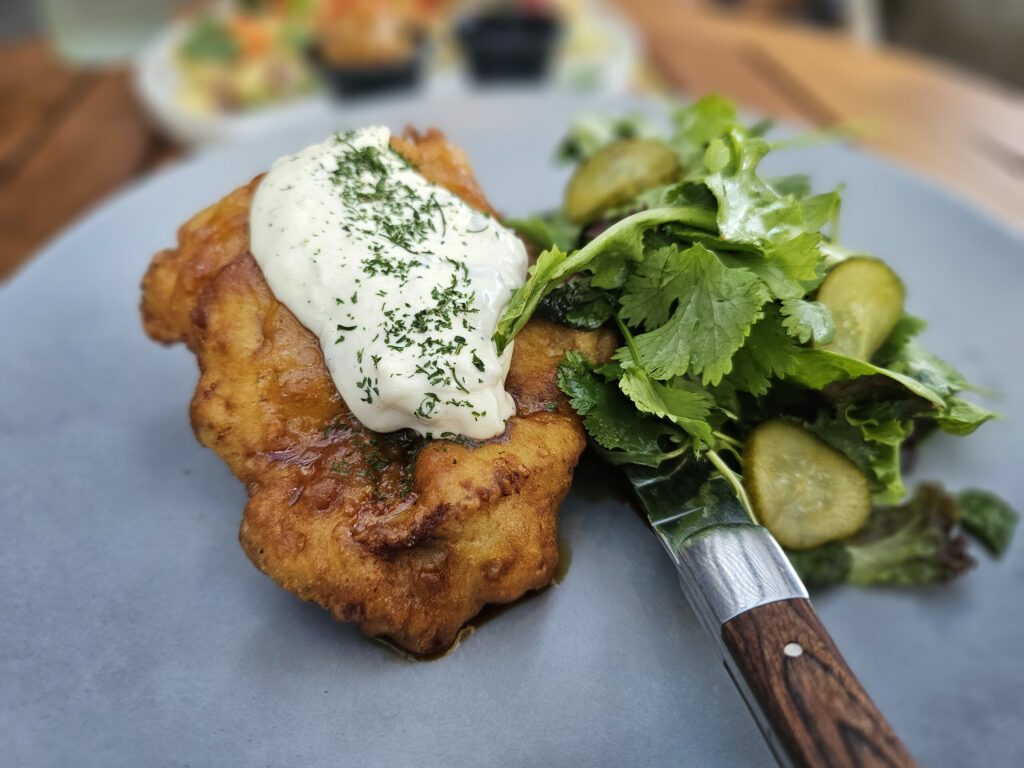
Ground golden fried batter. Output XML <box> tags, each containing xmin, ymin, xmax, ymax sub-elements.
<box><xmin>141</xmin><ymin>130</ymin><xmax>612</xmax><ymax>655</ymax></box>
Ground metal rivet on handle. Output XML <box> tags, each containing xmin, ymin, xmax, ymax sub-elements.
<box><xmin>784</xmin><ymin>642</ymin><xmax>803</xmax><ymax>658</ymax></box>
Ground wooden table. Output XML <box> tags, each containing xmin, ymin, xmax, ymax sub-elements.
<box><xmin>2</xmin><ymin>2</ymin><xmax>1022</xmax><ymax>281</ymax></box>
<box><xmin>622</xmin><ymin>1</ymin><xmax>1024</xmax><ymax>225</ymax></box>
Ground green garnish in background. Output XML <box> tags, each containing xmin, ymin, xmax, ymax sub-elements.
<box><xmin>496</xmin><ymin>95</ymin><xmax>1017</xmax><ymax>585</ymax></box>
<box><xmin>180</xmin><ymin>17</ymin><xmax>239</xmax><ymax>63</ymax></box>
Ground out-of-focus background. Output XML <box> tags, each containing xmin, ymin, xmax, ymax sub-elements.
<box><xmin>1</xmin><ymin>0</ymin><xmax>1022</xmax><ymax>281</ymax></box>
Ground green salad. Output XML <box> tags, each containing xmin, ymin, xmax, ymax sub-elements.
<box><xmin>496</xmin><ymin>95</ymin><xmax>1017</xmax><ymax>586</ymax></box>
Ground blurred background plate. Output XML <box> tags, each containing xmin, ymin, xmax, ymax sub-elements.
<box><xmin>133</xmin><ymin>20</ymin><xmax>333</xmax><ymax>147</ymax></box>
<box><xmin>131</xmin><ymin>4</ymin><xmax>642</xmax><ymax>147</ymax></box>
<box><xmin>1</xmin><ymin>91</ymin><xmax>1023</xmax><ymax>767</ymax></box>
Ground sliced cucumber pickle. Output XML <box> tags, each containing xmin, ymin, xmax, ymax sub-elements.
<box><xmin>744</xmin><ymin>420</ymin><xmax>871</xmax><ymax>550</ymax></box>
<box><xmin>564</xmin><ymin>138</ymin><xmax>680</xmax><ymax>223</ymax></box>
<box><xmin>815</xmin><ymin>257</ymin><xmax>904</xmax><ymax>361</ymax></box>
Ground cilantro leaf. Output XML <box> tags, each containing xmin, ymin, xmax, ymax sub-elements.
<box><xmin>780</xmin><ymin>298</ymin><xmax>835</xmax><ymax>344</ymax></box>
<box><xmin>619</xmin><ymin>245</ymin><xmax>693</xmax><ymax>330</ymax></box>
<box><xmin>725</xmin><ymin>306</ymin><xmax>802</xmax><ymax>396</ymax></box>
<box><xmin>755</xmin><ymin>233</ymin><xmax>827</xmax><ymax>298</ymax></box>
<box><xmin>699</xmin><ymin>231</ymin><xmax>825</xmax><ymax>300</ymax></box>
<box><xmin>623</xmin><ymin>244</ymin><xmax>769</xmax><ymax>384</ymax></box>
<box><xmin>556</xmin><ymin>351</ymin><xmax>681</xmax><ymax>466</ymax></box>
<box><xmin>618</xmin><ymin>367</ymin><xmax>714</xmax><ymax>446</ymax></box>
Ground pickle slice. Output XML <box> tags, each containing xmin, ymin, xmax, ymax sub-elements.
<box><xmin>815</xmin><ymin>257</ymin><xmax>904</xmax><ymax>361</ymax></box>
<box><xmin>564</xmin><ymin>138</ymin><xmax>680</xmax><ymax>223</ymax></box>
<box><xmin>744</xmin><ymin>420</ymin><xmax>871</xmax><ymax>550</ymax></box>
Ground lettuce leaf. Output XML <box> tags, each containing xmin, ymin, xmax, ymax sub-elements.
<box><xmin>789</xmin><ymin>485</ymin><xmax>974</xmax><ymax>586</ymax></box>
<box><xmin>958</xmin><ymin>489</ymin><xmax>1019</xmax><ymax>555</ymax></box>
<box><xmin>494</xmin><ymin>206</ymin><xmax>718</xmax><ymax>353</ymax></box>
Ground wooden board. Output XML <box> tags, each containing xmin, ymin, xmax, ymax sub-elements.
<box><xmin>616</xmin><ymin>1</ymin><xmax>1024</xmax><ymax>227</ymax></box>
<box><xmin>0</xmin><ymin>42</ymin><xmax>176</xmax><ymax>281</ymax></box>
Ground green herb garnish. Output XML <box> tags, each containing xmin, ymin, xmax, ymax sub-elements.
<box><xmin>496</xmin><ymin>95</ymin><xmax>1016</xmax><ymax>583</ymax></box>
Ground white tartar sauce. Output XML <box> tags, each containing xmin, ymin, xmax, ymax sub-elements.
<box><xmin>249</xmin><ymin>127</ymin><xmax>527</xmax><ymax>440</ymax></box>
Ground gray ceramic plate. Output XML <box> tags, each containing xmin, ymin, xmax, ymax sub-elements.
<box><xmin>2</xmin><ymin>92</ymin><xmax>1022</xmax><ymax>767</ymax></box>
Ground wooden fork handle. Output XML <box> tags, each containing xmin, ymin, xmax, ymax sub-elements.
<box><xmin>721</xmin><ymin>597</ymin><xmax>917</xmax><ymax>768</ymax></box>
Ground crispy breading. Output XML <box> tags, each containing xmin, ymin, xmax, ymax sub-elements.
<box><xmin>141</xmin><ymin>129</ymin><xmax>614</xmax><ymax>654</ymax></box>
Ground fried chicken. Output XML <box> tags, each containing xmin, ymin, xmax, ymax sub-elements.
<box><xmin>141</xmin><ymin>129</ymin><xmax>614</xmax><ymax>655</ymax></box>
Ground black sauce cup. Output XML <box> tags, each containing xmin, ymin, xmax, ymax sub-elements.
<box><xmin>310</xmin><ymin>38</ymin><xmax>426</xmax><ymax>98</ymax></box>
<box><xmin>456</xmin><ymin>12</ymin><xmax>562</xmax><ymax>83</ymax></box>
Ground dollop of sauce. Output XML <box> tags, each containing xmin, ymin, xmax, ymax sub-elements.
<box><xmin>250</xmin><ymin>127</ymin><xmax>527</xmax><ymax>440</ymax></box>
